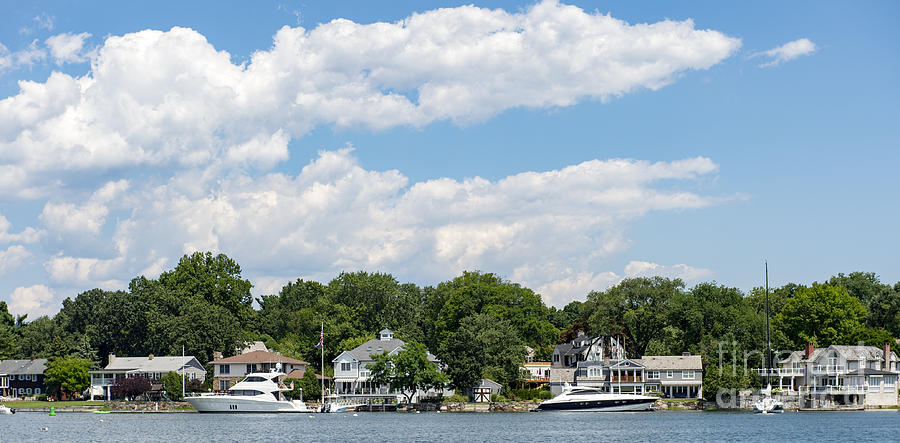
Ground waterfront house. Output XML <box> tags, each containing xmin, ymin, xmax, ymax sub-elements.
<box><xmin>768</xmin><ymin>343</ymin><xmax>899</xmax><ymax>408</ymax></box>
<box><xmin>550</xmin><ymin>333</ymin><xmax>625</xmax><ymax>394</ymax></box>
<box><xmin>637</xmin><ymin>354</ymin><xmax>703</xmax><ymax>398</ymax></box>
<box><xmin>211</xmin><ymin>350</ymin><xmax>307</xmax><ymax>392</ymax></box>
<box><xmin>522</xmin><ymin>361</ymin><xmax>551</xmax><ymax>384</ymax></box>
<box><xmin>89</xmin><ymin>354</ymin><xmax>206</xmax><ymax>400</ymax></box>
<box><xmin>332</xmin><ymin>328</ymin><xmax>442</xmax><ymax>403</ymax></box>
<box><xmin>0</xmin><ymin>358</ymin><xmax>48</xmax><ymax>398</ymax></box>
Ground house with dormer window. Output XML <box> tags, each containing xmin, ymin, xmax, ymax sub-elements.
<box><xmin>332</xmin><ymin>328</ymin><xmax>441</xmax><ymax>403</ymax></box>
<box><xmin>770</xmin><ymin>343</ymin><xmax>899</xmax><ymax>408</ymax></box>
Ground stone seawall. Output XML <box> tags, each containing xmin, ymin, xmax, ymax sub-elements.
<box><xmin>439</xmin><ymin>402</ymin><xmax>540</xmax><ymax>412</ymax></box>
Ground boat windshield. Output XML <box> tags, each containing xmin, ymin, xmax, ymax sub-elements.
<box><xmin>230</xmin><ymin>390</ymin><xmax>267</xmax><ymax>396</ymax></box>
<box><xmin>241</xmin><ymin>376</ymin><xmax>268</xmax><ymax>383</ymax></box>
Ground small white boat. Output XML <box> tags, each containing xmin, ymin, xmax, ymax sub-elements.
<box><xmin>322</xmin><ymin>395</ymin><xmax>366</xmax><ymax>413</ymax></box>
<box><xmin>753</xmin><ymin>385</ymin><xmax>784</xmax><ymax>414</ymax></box>
<box><xmin>186</xmin><ymin>371</ymin><xmax>312</xmax><ymax>413</ymax></box>
<box><xmin>0</xmin><ymin>405</ymin><xmax>14</xmax><ymax>415</ymax></box>
<box><xmin>536</xmin><ymin>384</ymin><xmax>656</xmax><ymax>412</ymax></box>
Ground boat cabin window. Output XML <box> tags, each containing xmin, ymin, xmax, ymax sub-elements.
<box><xmin>230</xmin><ymin>389</ymin><xmax>266</xmax><ymax>396</ymax></box>
<box><xmin>242</xmin><ymin>376</ymin><xmax>267</xmax><ymax>382</ymax></box>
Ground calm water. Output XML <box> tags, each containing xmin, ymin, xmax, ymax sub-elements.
<box><xmin>2</xmin><ymin>410</ymin><xmax>899</xmax><ymax>442</ymax></box>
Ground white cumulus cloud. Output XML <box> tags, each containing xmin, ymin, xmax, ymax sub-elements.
<box><xmin>8</xmin><ymin>284</ymin><xmax>57</xmax><ymax>318</ymax></box>
<box><xmin>0</xmin><ymin>214</ymin><xmax>42</xmax><ymax>244</ymax></box>
<box><xmin>0</xmin><ymin>245</ymin><xmax>31</xmax><ymax>274</ymax></box>
<box><xmin>43</xmin><ymin>149</ymin><xmax>727</xmax><ymax>305</ymax></box>
<box><xmin>45</xmin><ymin>32</ymin><xmax>93</xmax><ymax>65</ymax></box>
<box><xmin>755</xmin><ymin>38</ymin><xmax>815</xmax><ymax>67</ymax></box>
<box><xmin>624</xmin><ymin>260</ymin><xmax>712</xmax><ymax>281</ymax></box>
<box><xmin>0</xmin><ymin>1</ymin><xmax>740</xmax><ymax>196</ymax></box>
<box><xmin>39</xmin><ymin>180</ymin><xmax>129</xmax><ymax>235</ymax></box>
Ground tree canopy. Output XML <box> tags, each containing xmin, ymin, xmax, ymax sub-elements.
<box><xmin>5</xmin><ymin>250</ymin><xmax>900</xmax><ymax>399</ymax></box>
<box><xmin>369</xmin><ymin>341</ymin><xmax>447</xmax><ymax>404</ymax></box>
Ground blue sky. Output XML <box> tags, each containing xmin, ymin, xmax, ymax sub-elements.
<box><xmin>1</xmin><ymin>0</ymin><xmax>898</xmax><ymax>317</ymax></box>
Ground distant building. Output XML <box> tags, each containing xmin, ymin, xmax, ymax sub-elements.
<box><xmin>89</xmin><ymin>354</ymin><xmax>206</xmax><ymax>400</ymax></box>
<box><xmin>0</xmin><ymin>358</ymin><xmax>48</xmax><ymax>398</ymax></box>
<box><xmin>767</xmin><ymin>343</ymin><xmax>899</xmax><ymax>408</ymax></box>
<box><xmin>211</xmin><ymin>350</ymin><xmax>307</xmax><ymax>392</ymax></box>
<box><xmin>332</xmin><ymin>328</ymin><xmax>442</xmax><ymax>403</ymax></box>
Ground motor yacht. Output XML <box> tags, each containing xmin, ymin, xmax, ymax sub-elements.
<box><xmin>186</xmin><ymin>370</ymin><xmax>312</xmax><ymax>413</ymax></box>
<box><xmin>535</xmin><ymin>384</ymin><xmax>656</xmax><ymax>412</ymax></box>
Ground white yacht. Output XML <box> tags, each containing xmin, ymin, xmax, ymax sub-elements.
<box><xmin>536</xmin><ymin>384</ymin><xmax>657</xmax><ymax>412</ymax></box>
<box><xmin>186</xmin><ymin>370</ymin><xmax>312</xmax><ymax>413</ymax></box>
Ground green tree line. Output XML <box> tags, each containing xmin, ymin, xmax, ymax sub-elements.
<box><xmin>2</xmin><ymin>252</ymin><xmax>899</xmax><ymax>397</ymax></box>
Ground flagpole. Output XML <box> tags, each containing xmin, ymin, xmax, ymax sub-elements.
<box><xmin>320</xmin><ymin>322</ymin><xmax>325</xmax><ymax>407</ymax></box>
<box><xmin>182</xmin><ymin>345</ymin><xmax>185</xmax><ymax>400</ymax></box>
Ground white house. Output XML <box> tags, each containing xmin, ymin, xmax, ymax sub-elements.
<box><xmin>89</xmin><ymin>354</ymin><xmax>206</xmax><ymax>400</ymax></box>
<box><xmin>332</xmin><ymin>329</ymin><xmax>441</xmax><ymax>403</ymax></box>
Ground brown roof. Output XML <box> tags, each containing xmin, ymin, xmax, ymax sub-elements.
<box><xmin>212</xmin><ymin>350</ymin><xmax>308</xmax><ymax>365</ymax></box>
<box><xmin>284</xmin><ymin>368</ymin><xmax>330</xmax><ymax>380</ymax></box>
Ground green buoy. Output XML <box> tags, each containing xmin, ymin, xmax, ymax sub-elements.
<box><xmin>49</xmin><ymin>407</ymin><xmax>56</xmax><ymax>416</ymax></box>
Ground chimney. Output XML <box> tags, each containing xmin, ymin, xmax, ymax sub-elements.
<box><xmin>30</xmin><ymin>355</ymin><xmax>35</xmax><ymax>361</ymax></box>
<box><xmin>804</xmin><ymin>343</ymin><xmax>814</xmax><ymax>360</ymax></box>
<box><xmin>108</xmin><ymin>353</ymin><xmax>116</xmax><ymax>364</ymax></box>
<box><xmin>682</xmin><ymin>352</ymin><xmax>691</xmax><ymax>356</ymax></box>
<box><xmin>884</xmin><ymin>342</ymin><xmax>891</xmax><ymax>371</ymax></box>
<box><xmin>148</xmin><ymin>354</ymin><xmax>154</xmax><ymax>360</ymax></box>
<box><xmin>213</xmin><ymin>351</ymin><xmax>223</xmax><ymax>360</ymax></box>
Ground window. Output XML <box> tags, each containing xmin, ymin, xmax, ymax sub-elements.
<box><xmin>220</xmin><ymin>364</ymin><xmax>230</xmax><ymax>375</ymax></box>
<box><xmin>886</xmin><ymin>377</ymin><xmax>896</xmax><ymax>388</ymax></box>
<box><xmin>341</xmin><ymin>362</ymin><xmax>351</xmax><ymax>372</ymax></box>
<box><xmin>649</xmin><ymin>371</ymin><xmax>660</xmax><ymax>379</ymax></box>
<box><xmin>869</xmin><ymin>377</ymin><xmax>880</xmax><ymax>388</ymax></box>
<box><xmin>219</xmin><ymin>380</ymin><xmax>230</xmax><ymax>391</ymax></box>
<box><xmin>246</xmin><ymin>364</ymin><xmax>255</xmax><ymax>374</ymax></box>
<box><xmin>683</xmin><ymin>370</ymin><xmax>695</xmax><ymax>379</ymax></box>
<box><xmin>666</xmin><ymin>371</ymin><xmax>674</xmax><ymax>379</ymax></box>
<box><xmin>26</xmin><ymin>388</ymin><xmax>32</xmax><ymax>394</ymax></box>
<box><xmin>553</xmin><ymin>354</ymin><xmax>559</xmax><ymax>362</ymax></box>
<box><xmin>35</xmin><ymin>388</ymin><xmax>40</xmax><ymax>394</ymax></box>
<box><xmin>588</xmin><ymin>367</ymin><xmax>602</xmax><ymax>378</ymax></box>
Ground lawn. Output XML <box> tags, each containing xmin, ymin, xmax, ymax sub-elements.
<box><xmin>1</xmin><ymin>400</ymin><xmax>106</xmax><ymax>407</ymax></box>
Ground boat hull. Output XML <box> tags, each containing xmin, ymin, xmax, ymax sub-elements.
<box><xmin>186</xmin><ymin>396</ymin><xmax>311</xmax><ymax>413</ymax></box>
<box><xmin>536</xmin><ymin>397</ymin><xmax>655</xmax><ymax>412</ymax></box>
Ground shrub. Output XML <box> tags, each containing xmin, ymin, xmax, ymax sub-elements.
<box><xmin>111</xmin><ymin>375</ymin><xmax>151</xmax><ymax>400</ymax></box>
<box><xmin>490</xmin><ymin>393</ymin><xmax>508</xmax><ymax>402</ymax></box>
<box><xmin>445</xmin><ymin>394</ymin><xmax>469</xmax><ymax>403</ymax></box>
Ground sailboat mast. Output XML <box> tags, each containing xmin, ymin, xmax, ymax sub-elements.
<box><xmin>764</xmin><ymin>262</ymin><xmax>771</xmax><ymax>381</ymax></box>
<box><xmin>320</xmin><ymin>322</ymin><xmax>325</xmax><ymax>406</ymax></box>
